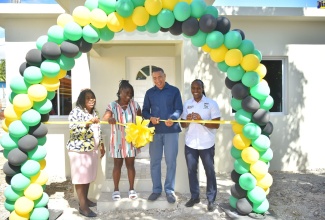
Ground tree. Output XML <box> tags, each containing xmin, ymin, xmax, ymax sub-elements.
<box><xmin>0</xmin><ymin>59</ymin><xmax>6</xmax><ymax>82</ymax></box>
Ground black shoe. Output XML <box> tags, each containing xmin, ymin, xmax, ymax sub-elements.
<box><xmin>148</xmin><ymin>192</ymin><xmax>161</xmax><ymax>201</ymax></box>
<box><xmin>88</xmin><ymin>200</ymin><xmax>97</xmax><ymax>207</ymax></box>
<box><xmin>207</xmin><ymin>201</ymin><xmax>215</xmax><ymax>212</ymax></box>
<box><xmin>78</xmin><ymin>207</ymin><xmax>97</xmax><ymax>217</ymax></box>
<box><xmin>185</xmin><ymin>198</ymin><xmax>200</xmax><ymax>207</ymax></box>
<box><xmin>166</xmin><ymin>193</ymin><xmax>176</xmax><ymax>204</ymax></box>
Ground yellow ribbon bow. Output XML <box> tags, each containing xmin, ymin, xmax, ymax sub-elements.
<box><xmin>125</xmin><ymin>116</ymin><xmax>155</xmax><ymax>148</ymax></box>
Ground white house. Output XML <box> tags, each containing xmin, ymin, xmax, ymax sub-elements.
<box><xmin>1</xmin><ymin>0</ymin><xmax>325</xmax><ymax>199</ymax></box>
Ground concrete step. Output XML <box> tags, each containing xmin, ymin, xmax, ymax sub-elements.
<box><xmin>97</xmin><ymin>192</ymin><xmax>178</xmax><ymax>211</ymax></box>
<box><xmin>101</xmin><ymin>178</ymin><xmax>156</xmax><ymax>192</ymax></box>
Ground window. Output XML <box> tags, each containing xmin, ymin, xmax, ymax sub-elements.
<box><xmin>136</xmin><ymin>65</ymin><xmax>151</xmax><ymax>80</ymax></box>
<box><xmin>50</xmin><ymin>71</ymin><xmax>72</xmax><ymax>116</ymax></box>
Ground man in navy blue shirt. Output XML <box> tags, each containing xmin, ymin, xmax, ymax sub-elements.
<box><xmin>142</xmin><ymin>66</ymin><xmax>183</xmax><ymax>204</ymax></box>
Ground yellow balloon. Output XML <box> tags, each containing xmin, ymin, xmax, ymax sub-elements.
<box><xmin>257</xmin><ymin>172</ymin><xmax>273</xmax><ymax>189</ymax></box>
<box><xmin>162</xmin><ymin>0</ymin><xmax>179</xmax><ymax>10</ymax></box>
<box><xmin>72</xmin><ymin>6</ymin><xmax>91</xmax><ymax>27</ymax></box>
<box><xmin>241</xmin><ymin>147</ymin><xmax>259</xmax><ymax>164</ymax></box>
<box><xmin>4</xmin><ymin>105</ymin><xmax>22</xmax><ymax>121</ymax></box>
<box><xmin>201</xmin><ymin>44</ymin><xmax>211</xmax><ymax>53</ymax></box>
<box><xmin>28</xmin><ymin>84</ymin><xmax>47</xmax><ymax>102</ymax></box>
<box><xmin>107</xmin><ymin>12</ymin><xmax>124</xmax><ymax>32</ymax></box>
<box><xmin>209</xmin><ymin>44</ymin><xmax>228</xmax><ymax>63</ymax></box>
<box><xmin>250</xmin><ymin>160</ymin><xmax>268</xmax><ymax>179</ymax></box>
<box><xmin>241</xmin><ymin>54</ymin><xmax>260</xmax><ymax>71</ymax></box>
<box><xmin>57</xmin><ymin>13</ymin><xmax>74</xmax><ymax>27</ymax></box>
<box><xmin>90</xmin><ymin>8</ymin><xmax>108</xmax><ymax>29</ymax></box>
<box><xmin>31</xmin><ymin>170</ymin><xmax>49</xmax><ymax>185</ymax></box>
<box><xmin>41</xmin><ymin>76</ymin><xmax>60</xmax><ymax>92</ymax></box>
<box><xmin>14</xmin><ymin>196</ymin><xmax>34</xmax><ymax>216</ymax></box>
<box><xmin>123</xmin><ymin>16</ymin><xmax>137</xmax><ymax>32</ymax></box>
<box><xmin>232</xmin><ymin>133</ymin><xmax>251</xmax><ymax>150</ymax></box>
<box><xmin>225</xmin><ymin>49</ymin><xmax>243</xmax><ymax>67</ymax></box>
<box><xmin>144</xmin><ymin>0</ymin><xmax>163</xmax><ymax>15</ymax></box>
<box><xmin>13</xmin><ymin>94</ymin><xmax>33</xmax><ymax>112</ymax></box>
<box><xmin>57</xmin><ymin>69</ymin><xmax>67</xmax><ymax>79</ymax></box>
<box><xmin>24</xmin><ymin>183</ymin><xmax>43</xmax><ymax>201</ymax></box>
<box><xmin>9</xmin><ymin>210</ymin><xmax>30</xmax><ymax>220</ymax></box>
<box><xmin>255</xmin><ymin>63</ymin><xmax>267</xmax><ymax>79</ymax></box>
<box><xmin>232</xmin><ymin>122</ymin><xmax>243</xmax><ymax>134</ymax></box>
<box><xmin>264</xmin><ymin>187</ymin><xmax>270</xmax><ymax>195</ymax></box>
<box><xmin>179</xmin><ymin>0</ymin><xmax>192</xmax><ymax>3</ymax></box>
<box><xmin>39</xmin><ymin>159</ymin><xmax>46</xmax><ymax>170</ymax></box>
<box><xmin>2</xmin><ymin>118</ymin><xmax>11</xmax><ymax>132</ymax></box>
<box><xmin>132</xmin><ymin>6</ymin><xmax>150</xmax><ymax>26</ymax></box>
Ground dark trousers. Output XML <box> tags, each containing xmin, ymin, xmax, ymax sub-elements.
<box><xmin>185</xmin><ymin>145</ymin><xmax>217</xmax><ymax>202</ymax></box>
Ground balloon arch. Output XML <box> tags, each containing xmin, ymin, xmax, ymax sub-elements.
<box><xmin>1</xmin><ymin>0</ymin><xmax>274</xmax><ymax>219</ymax></box>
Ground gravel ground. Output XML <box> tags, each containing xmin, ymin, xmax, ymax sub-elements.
<box><xmin>1</xmin><ymin>146</ymin><xmax>325</xmax><ymax>220</ymax></box>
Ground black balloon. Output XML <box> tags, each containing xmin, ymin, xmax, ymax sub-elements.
<box><xmin>231</xmin><ymin>169</ymin><xmax>241</xmax><ymax>183</ymax></box>
<box><xmin>19</xmin><ymin>62</ymin><xmax>29</xmax><ymax>76</ymax></box>
<box><xmin>199</xmin><ymin>14</ymin><xmax>217</xmax><ymax>33</ymax></box>
<box><xmin>252</xmin><ymin>109</ymin><xmax>270</xmax><ymax>126</ymax></box>
<box><xmin>78</xmin><ymin>38</ymin><xmax>92</xmax><ymax>53</ymax></box>
<box><xmin>41</xmin><ymin>113</ymin><xmax>50</xmax><ymax>122</ymax></box>
<box><xmin>215</xmin><ymin>16</ymin><xmax>231</xmax><ymax>35</ymax></box>
<box><xmin>241</xmin><ymin>96</ymin><xmax>260</xmax><ymax>113</ymax></box>
<box><xmin>169</xmin><ymin>20</ymin><xmax>183</xmax><ymax>36</ymax></box>
<box><xmin>233</xmin><ymin>28</ymin><xmax>245</xmax><ymax>40</ymax></box>
<box><xmin>41</xmin><ymin>42</ymin><xmax>61</xmax><ymax>60</ymax></box>
<box><xmin>225</xmin><ymin>77</ymin><xmax>238</xmax><ymax>90</ymax></box>
<box><xmin>236</xmin><ymin>198</ymin><xmax>253</xmax><ymax>215</ymax></box>
<box><xmin>7</xmin><ymin>148</ymin><xmax>28</xmax><ymax>166</ymax></box>
<box><xmin>231</xmin><ymin>83</ymin><xmax>249</xmax><ymax>100</ymax></box>
<box><xmin>60</xmin><ymin>40</ymin><xmax>80</xmax><ymax>58</ymax></box>
<box><xmin>182</xmin><ymin>17</ymin><xmax>199</xmax><ymax>36</ymax></box>
<box><xmin>3</xmin><ymin>161</ymin><xmax>21</xmax><ymax>177</ymax></box>
<box><xmin>29</xmin><ymin>123</ymin><xmax>48</xmax><ymax>138</ymax></box>
<box><xmin>261</xmin><ymin>121</ymin><xmax>273</xmax><ymax>136</ymax></box>
<box><xmin>25</xmin><ymin>49</ymin><xmax>44</xmax><ymax>67</ymax></box>
<box><xmin>18</xmin><ymin>134</ymin><xmax>38</xmax><ymax>153</ymax></box>
<box><xmin>5</xmin><ymin>175</ymin><xmax>12</xmax><ymax>185</ymax></box>
<box><xmin>231</xmin><ymin>183</ymin><xmax>247</xmax><ymax>199</ymax></box>
<box><xmin>160</xmin><ymin>27</ymin><xmax>169</xmax><ymax>32</ymax></box>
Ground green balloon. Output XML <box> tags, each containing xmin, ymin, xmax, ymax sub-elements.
<box><xmin>9</xmin><ymin>92</ymin><xmax>17</xmax><ymax>104</ymax></box>
<box><xmin>24</xmin><ymin>66</ymin><xmax>43</xmax><ymax>84</ymax></box>
<box><xmin>38</xmin><ymin>136</ymin><xmax>47</xmax><ymax>146</ymax></box>
<box><xmin>191</xmin><ymin>30</ymin><xmax>207</xmax><ymax>47</ymax></box>
<box><xmin>47</xmin><ymin>25</ymin><xmax>66</xmax><ymax>45</ymax></box>
<box><xmin>227</xmin><ymin>65</ymin><xmax>245</xmax><ymax>82</ymax></box>
<box><xmin>243</xmin><ymin>123</ymin><xmax>261</xmax><ymax>140</ymax></box>
<box><xmin>11</xmin><ymin>173</ymin><xmax>31</xmax><ymax>191</ymax></box>
<box><xmin>33</xmin><ymin>99</ymin><xmax>53</xmax><ymax>114</ymax></box>
<box><xmin>84</xmin><ymin>0</ymin><xmax>98</xmax><ymax>11</ymax></box>
<box><xmin>4</xmin><ymin>185</ymin><xmax>24</xmax><ymax>202</ymax></box>
<box><xmin>259</xmin><ymin>95</ymin><xmax>274</xmax><ymax>110</ymax></box>
<box><xmin>247</xmin><ymin>186</ymin><xmax>266</xmax><ymax>204</ymax></box>
<box><xmin>40</xmin><ymin>60</ymin><xmax>60</xmax><ymax>78</ymax></box>
<box><xmin>98</xmin><ymin>0</ymin><xmax>116</xmax><ymax>14</ymax></box>
<box><xmin>21</xmin><ymin>159</ymin><xmax>41</xmax><ymax>177</ymax></box>
<box><xmin>3</xmin><ymin>149</ymin><xmax>10</xmax><ymax>159</ymax></box>
<box><xmin>174</xmin><ymin>2</ymin><xmax>191</xmax><ymax>22</ymax></box>
<box><xmin>206</xmin><ymin>31</ymin><xmax>224</xmax><ymax>49</ymax></box>
<box><xmin>231</xmin><ymin>98</ymin><xmax>242</xmax><ymax>111</ymax></box>
<box><xmin>21</xmin><ymin>109</ymin><xmax>41</xmax><ymax>127</ymax></box>
<box><xmin>217</xmin><ymin>61</ymin><xmax>229</xmax><ymax>72</ymax></box>
<box><xmin>252</xmin><ymin>134</ymin><xmax>270</xmax><ymax>151</ymax></box>
<box><xmin>75</xmin><ymin>52</ymin><xmax>82</xmax><ymax>59</ymax></box>
<box><xmin>99</xmin><ymin>26</ymin><xmax>115</xmax><ymax>41</ymax></box>
<box><xmin>250</xmin><ymin>80</ymin><xmax>270</xmax><ymax>100</ymax></box>
<box><xmin>234</xmin><ymin>158</ymin><xmax>250</xmax><ymax>174</ymax></box>
<box><xmin>145</xmin><ymin>16</ymin><xmax>161</xmax><ymax>34</ymax></box>
<box><xmin>34</xmin><ymin>193</ymin><xmax>49</xmax><ymax>208</ymax></box>
<box><xmin>253</xmin><ymin>198</ymin><xmax>269</xmax><ymax>214</ymax></box>
<box><xmin>190</xmin><ymin>0</ymin><xmax>207</xmax><ymax>18</ymax></box>
<box><xmin>229</xmin><ymin>195</ymin><xmax>238</xmax><ymax>209</ymax></box>
<box><xmin>10</xmin><ymin>75</ymin><xmax>29</xmax><ymax>94</ymax></box>
<box><xmin>36</xmin><ymin>35</ymin><xmax>48</xmax><ymax>50</ymax></box>
<box><xmin>8</xmin><ymin>120</ymin><xmax>29</xmax><ymax>139</ymax></box>
<box><xmin>239</xmin><ymin>172</ymin><xmax>257</xmax><ymax>191</ymax></box>
<box><xmin>131</xmin><ymin>0</ymin><xmax>145</xmax><ymax>7</ymax></box>
<box><xmin>116</xmin><ymin>0</ymin><xmax>134</xmax><ymax>18</ymax></box>
<box><xmin>28</xmin><ymin>145</ymin><xmax>47</xmax><ymax>161</ymax></box>
<box><xmin>259</xmin><ymin>148</ymin><xmax>273</xmax><ymax>162</ymax></box>
<box><xmin>4</xmin><ymin>199</ymin><xmax>15</xmax><ymax>212</ymax></box>
<box><xmin>64</xmin><ymin>21</ymin><xmax>83</xmax><ymax>41</ymax></box>
<box><xmin>235</xmin><ymin>109</ymin><xmax>252</xmax><ymax>125</ymax></box>
<box><xmin>47</xmin><ymin>91</ymin><xmax>56</xmax><ymax>100</ymax></box>
<box><xmin>30</xmin><ymin>207</ymin><xmax>50</xmax><ymax>220</ymax></box>
<box><xmin>0</xmin><ymin>133</ymin><xmax>19</xmax><ymax>151</ymax></box>
<box><xmin>231</xmin><ymin>146</ymin><xmax>242</xmax><ymax>159</ymax></box>
<box><xmin>224</xmin><ymin>30</ymin><xmax>243</xmax><ymax>49</ymax></box>
<box><xmin>205</xmin><ymin>5</ymin><xmax>219</xmax><ymax>18</ymax></box>
<box><xmin>242</xmin><ymin>71</ymin><xmax>260</xmax><ymax>88</ymax></box>
<box><xmin>238</xmin><ymin>39</ymin><xmax>255</xmax><ymax>56</ymax></box>
<box><xmin>157</xmin><ymin>9</ymin><xmax>175</xmax><ymax>29</ymax></box>
<box><xmin>253</xmin><ymin>49</ymin><xmax>262</xmax><ymax>61</ymax></box>
<box><xmin>83</xmin><ymin>24</ymin><xmax>100</xmax><ymax>44</ymax></box>
<box><xmin>57</xmin><ymin>54</ymin><xmax>75</xmax><ymax>71</ymax></box>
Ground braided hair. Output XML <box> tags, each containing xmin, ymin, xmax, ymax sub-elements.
<box><xmin>116</xmin><ymin>80</ymin><xmax>134</xmax><ymax>101</ymax></box>
<box><xmin>192</xmin><ymin>79</ymin><xmax>206</xmax><ymax>96</ymax></box>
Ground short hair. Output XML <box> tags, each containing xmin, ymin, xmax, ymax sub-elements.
<box><xmin>117</xmin><ymin>80</ymin><xmax>134</xmax><ymax>100</ymax></box>
<box><xmin>76</xmin><ymin>89</ymin><xmax>96</xmax><ymax>109</ymax></box>
<box><xmin>152</xmin><ymin>66</ymin><xmax>165</xmax><ymax>74</ymax></box>
<box><xmin>192</xmin><ymin>79</ymin><xmax>206</xmax><ymax>96</ymax></box>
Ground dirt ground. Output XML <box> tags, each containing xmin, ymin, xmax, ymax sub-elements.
<box><xmin>1</xmin><ymin>147</ymin><xmax>325</xmax><ymax>220</ymax></box>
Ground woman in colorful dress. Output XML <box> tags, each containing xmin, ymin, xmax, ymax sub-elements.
<box><xmin>102</xmin><ymin>80</ymin><xmax>142</xmax><ymax>200</ymax></box>
<box><xmin>66</xmin><ymin>89</ymin><xmax>106</xmax><ymax>218</ymax></box>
